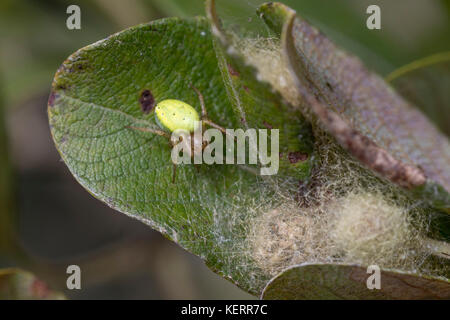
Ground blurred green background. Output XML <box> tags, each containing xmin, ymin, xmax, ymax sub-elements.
<box><xmin>0</xmin><ymin>0</ymin><xmax>449</xmax><ymax>299</ymax></box>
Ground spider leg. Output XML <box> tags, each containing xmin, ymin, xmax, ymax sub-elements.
<box><xmin>202</xmin><ymin>119</ymin><xmax>237</xmax><ymax>142</ymax></box>
<box><xmin>190</xmin><ymin>84</ymin><xmax>236</xmax><ymax>143</ymax></box>
<box><xmin>172</xmin><ymin>163</ymin><xmax>177</xmax><ymax>183</ymax></box>
<box><xmin>190</xmin><ymin>83</ymin><xmax>207</xmax><ymax>119</ymax></box>
<box><xmin>126</xmin><ymin>126</ymin><xmax>171</xmax><ymax>139</ymax></box>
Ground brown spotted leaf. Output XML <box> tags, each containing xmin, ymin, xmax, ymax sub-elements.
<box><xmin>258</xmin><ymin>2</ymin><xmax>450</xmax><ymax>212</ymax></box>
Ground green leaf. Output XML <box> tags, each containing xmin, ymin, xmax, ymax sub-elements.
<box><xmin>387</xmin><ymin>52</ymin><xmax>450</xmax><ymax>137</ymax></box>
<box><xmin>48</xmin><ymin>16</ymin><xmax>314</xmax><ymax>295</ymax></box>
<box><xmin>0</xmin><ymin>268</ymin><xmax>65</xmax><ymax>300</ymax></box>
<box><xmin>258</xmin><ymin>2</ymin><xmax>450</xmax><ymax>213</ymax></box>
<box><xmin>261</xmin><ymin>263</ymin><xmax>450</xmax><ymax>300</ymax></box>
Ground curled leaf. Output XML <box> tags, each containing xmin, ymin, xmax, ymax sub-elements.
<box><xmin>258</xmin><ymin>2</ymin><xmax>450</xmax><ymax>212</ymax></box>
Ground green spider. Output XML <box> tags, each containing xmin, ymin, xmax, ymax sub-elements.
<box><xmin>129</xmin><ymin>85</ymin><xmax>230</xmax><ymax>182</ymax></box>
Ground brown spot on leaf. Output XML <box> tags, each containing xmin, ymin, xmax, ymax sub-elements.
<box><xmin>227</xmin><ymin>63</ymin><xmax>240</xmax><ymax>77</ymax></box>
<box><xmin>325</xmin><ymin>82</ymin><xmax>333</xmax><ymax>92</ymax></box>
<box><xmin>148</xmin><ymin>26</ymin><xmax>161</xmax><ymax>32</ymax></box>
<box><xmin>48</xmin><ymin>91</ymin><xmax>58</xmax><ymax>107</ymax></box>
<box><xmin>139</xmin><ymin>89</ymin><xmax>155</xmax><ymax>114</ymax></box>
<box><xmin>263</xmin><ymin>121</ymin><xmax>273</xmax><ymax>129</ymax></box>
<box><xmin>288</xmin><ymin>151</ymin><xmax>308</xmax><ymax>163</ymax></box>
<box><xmin>75</xmin><ymin>63</ymin><xmax>86</xmax><ymax>71</ymax></box>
